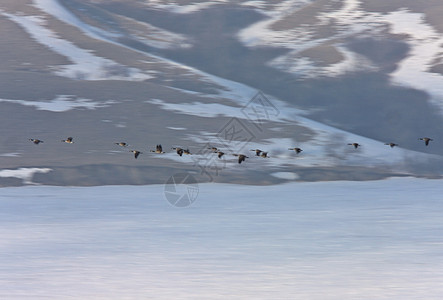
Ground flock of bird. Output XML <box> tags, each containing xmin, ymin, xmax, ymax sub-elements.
<box><xmin>27</xmin><ymin>136</ymin><xmax>435</xmax><ymax>164</ymax></box>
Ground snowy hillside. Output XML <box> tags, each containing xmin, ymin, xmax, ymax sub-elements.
<box><xmin>1</xmin><ymin>0</ymin><xmax>443</xmax><ymax>185</ymax></box>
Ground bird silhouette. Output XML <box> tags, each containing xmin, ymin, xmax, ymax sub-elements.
<box><xmin>150</xmin><ymin>144</ymin><xmax>165</xmax><ymax>153</ymax></box>
<box><xmin>29</xmin><ymin>138</ymin><xmax>43</xmax><ymax>144</ymax></box>
<box><xmin>385</xmin><ymin>142</ymin><xmax>398</xmax><ymax>148</ymax></box>
<box><xmin>233</xmin><ymin>154</ymin><xmax>248</xmax><ymax>164</ymax></box>
<box><xmin>419</xmin><ymin>137</ymin><xmax>433</xmax><ymax>146</ymax></box>
<box><xmin>250</xmin><ymin>149</ymin><xmax>263</xmax><ymax>156</ymax></box>
<box><xmin>130</xmin><ymin>150</ymin><xmax>142</xmax><ymax>159</ymax></box>
<box><xmin>288</xmin><ymin>147</ymin><xmax>303</xmax><ymax>153</ymax></box>
<box><xmin>62</xmin><ymin>137</ymin><xmax>74</xmax><ymax>144</ymax></box>
<box><xmin>348</xmin><ymin>143</ymin><xmax>361</xmax><ymax>149</ymax></box>
<box><xmin>115</xmin><ymin>142</ymin><xmax>128</xmax><ymax>147</ymax></box>
<box><xmin>172</xmin><ymin>147</ymin><xmax>184</xmax><ymax>156</ymax></box>
<box><xmin>208</xmin><ymin>146</ymin><xmax>218</xmax><ymax>153</ymax></box>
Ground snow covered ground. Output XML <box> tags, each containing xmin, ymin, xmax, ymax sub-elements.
<box><xmin>1</xmin><ymin>0</ymin><xmax>443</xmax><ymax>181</ymax></box>
<box><xmin>0</xmin><ymin>95</ymin><xmax>116</xmax><ymax>112</ymax></box>
<box><xmin>239</xmin><ymin>0</ymin><xmax>443</xmax><ymax>111</ymax></box>
<box><xmin>1</xmin><ymin>177</ymin><xmax>443</xmax><ymax>299</ymax></box>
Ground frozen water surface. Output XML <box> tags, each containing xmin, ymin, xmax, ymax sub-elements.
<box><xmin>1</xmin><ymin>178</ymin><xmax>442</xmax><ymax>299</ymax></box>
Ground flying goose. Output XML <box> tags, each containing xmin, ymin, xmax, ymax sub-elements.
<box><xmin>172</xmin><ymin>147</ymin><xmax>184</xmax><ymax>156</ymax></box>
<box><xmin>419</xmin><ymin>137</ymin><xmax>433</xmax><ymax>146</ymax></box>
<box><xmin>130</xmin><ymin>150</ymin><xmax>142</xmax><ymax>159</ymax></box>
<box><xmin>217</xmin><ymin>151</ymin><xmax>225</xmax><ymax>159</ymax></box>
<box><xmin>385</xmin><ymin>142</ymin><xmax>398</xmax><ymax>148</ymax></box>
<box><xmin>150</xmin><ymin>144</ymin><xmax>165</xmax><ymax>154</ymax></box>
<box><xmin>233</xmin><ymin>154</ymin><xmax>248</xmax><ymax>164</ymax></box>
<box><xmin>62</xmin><ymin>137</ymin><xmax>74</xmax><ymax>144</ymax></box>
<box><xmin>115</xmin><ymin>142</ymin><xmax>128</xmax><ymax>147</ymax></box>
<box><xmin>260</xmin><ymin>151</ymin><xmax>269</xmax><ymax>158</ymax></box>
<box><xmin>29</xmin><ymin>138</ymin><xmax>43</xmax><ymax>144</ymax></box>
<box><xmin>208</xmin><ymin>146</ymin><xmax>218</xmax><ymax>153</ymax></box>
<box><xmin>288</xmin><ymin>147</ymin><xmax>303</xmax><ymax>154</ymax></box>
<box><xmin>348</xmin><ymin>143</ymin><xmax>361</xmax><ymax>149</ymax></box>
<box><xmin>250</xmin><ymin>149</ymin><xmax>263</xmax><ymax>156</ymax></box>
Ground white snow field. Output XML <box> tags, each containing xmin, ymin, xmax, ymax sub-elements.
<box><xmin>1</xmin><ymin>177</ymin><xmax>443</xmax><ymax>299</ymax></box>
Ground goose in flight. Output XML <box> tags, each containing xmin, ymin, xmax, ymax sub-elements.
<box><xmin>208</xmin><ymin>146</ymin><xmax>218</xmax><ymax>153</ymax></box>
<box><xmin>151</xmin><ymin>144</ymin><xmax>165</xmax><ymax>153</ymax></box>
<box><xmin>115</xmin><ymin>142</ymin><xmax>128</xmax><ymax>147</ymax></box>
<box><xmin>385</xmin><ymin>142</ymin><xmax>398</xmax><ymax>148</ymax></box>
<box><xmin>348</xmin><ymin>143</ymin><xmax>361</xmax><ymax>149</ymax></box>
<box><xmin>233</xmin><ymin>154</ymin><xmax>248</xmax><ymax>164</ymax></box>
<box><xmin>250</xmin><ymin>149</ymin><xmax>263</xmax><ymax>156</ymax></box>
<box><xmin>29</xmin><ymin>138</ymin><xmax>43</xmax><ymax>144</ymax></box>
<box><xmin>217</xmin><ymin>151</ymin><xmax>225</xmax><ymax>159</ymax></box>
<box><xmin>260</xmin><ymin>151</ymin><xmax>269</xmax><ymax>158</ymax></box>
<box><xmin>172</xmin><ymin>147</ymin><xmax>184</xmax><ymax>156</ymax></box>
<box><xmin>62</xmin><ymin>137</ymin><xmax>74</xmax><ymax>144</ymax></box>
<box><xmin>130</xmin><ymin>150</ymin><xmax>142</xmax><ymax>159</ymax></box>
<box><xmin>288</xmin><ymin>147</ymin><xmax>303</xmax><ymax>154</ymax></box>
<box><xmin>419</xmin><ymin>137</ymin><xmax>433</xmax><ymax>146</ymax></box>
